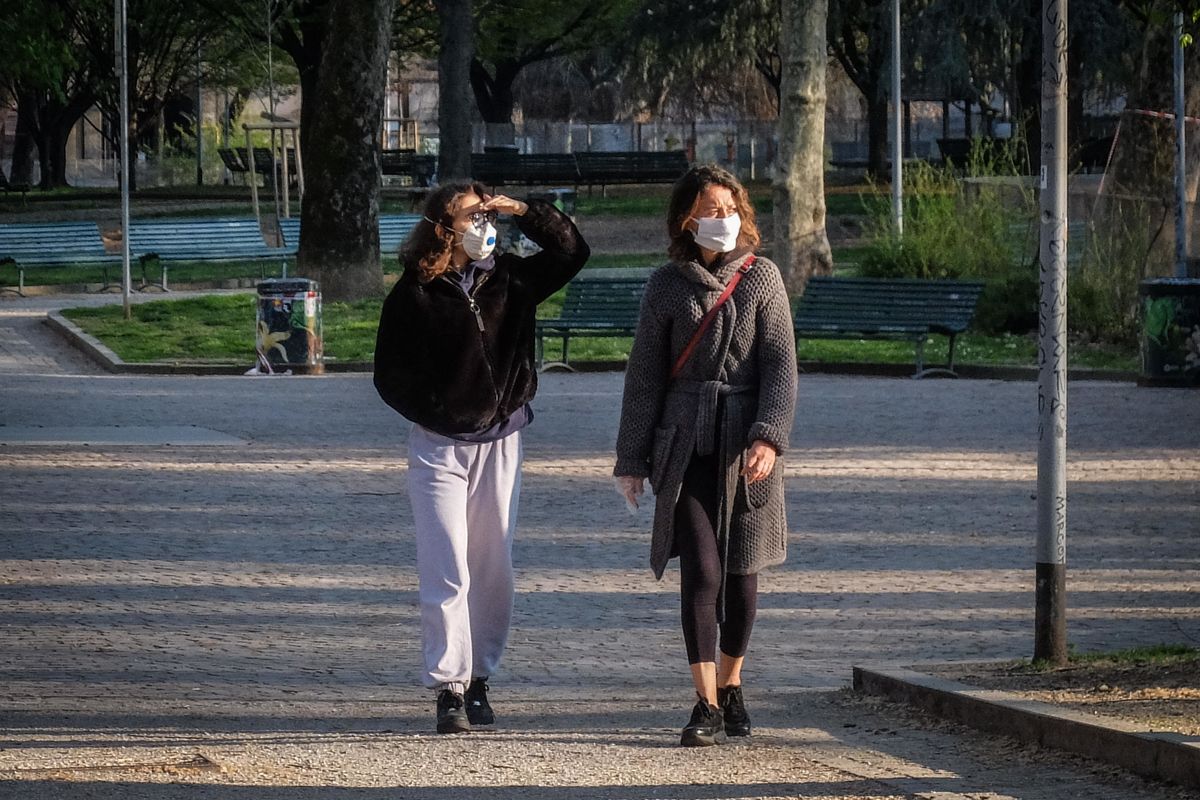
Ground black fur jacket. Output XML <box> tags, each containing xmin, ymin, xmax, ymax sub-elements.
<box><xmin>373</xmin><ymin>200</ymin><xmax>588</xmax><ymax>436</ymax></box>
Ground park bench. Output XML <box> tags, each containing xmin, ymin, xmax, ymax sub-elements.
<box><xmin>1</xmin><ymin>171</ymin><xmax>30</xmax><ymax>203</ymax></box>
<box><xmin>128</xmin><ymin>217</ymin><xmax>290</xmax><ymax>290</ymax></box>
<box><xmin>380</xmin><ymin>150</ymin><xmax>436</xmax><ymax>187</ymax></box>
<box><xmin>277</xmin><ymin>214</ymin><xmax>420</xmax><ymax>259</ymax></box>
<box><xmin>235</xmin><ymin>146</ymin><xmax>298</xmax><ymax>188</ymax></box>
<box><xmin>793</xmin><ymin>276</ymin><xmax>985</xmax><ymax>378</ymax></box>
<box><xmin>575</xmin><ymin>151</ymin><xmax>689</xmax><ymax>193</ymax></box>
<box><xmin>217</xmin><ymin>147</ymin><xmax>252</xmax><ymax>184</ymax></box>
<box><xmin>471</xmin><ymin>153</ymin><xmax>581</xmax><ymax>187</ymax></box>
<box><xmin>535</xmin><ymin>274</ymin><xmax>648</xmax><ymax>370</ymax></box>
<box><xmin>0</xmin><ymin>221</ymin><xmax>118</xmax><ymax>296</ymax></box>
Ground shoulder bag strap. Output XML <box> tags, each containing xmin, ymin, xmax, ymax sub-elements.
<box><xmin>669</xmin><ymin>255</ymin><xmax>756</xmax><ymax>381</ymax></box>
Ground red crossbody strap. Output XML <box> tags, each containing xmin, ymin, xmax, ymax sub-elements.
<box><xmin>670</xmin><ymin>255</ymin><xmax>757</xmax><ymax>380</ymax></box>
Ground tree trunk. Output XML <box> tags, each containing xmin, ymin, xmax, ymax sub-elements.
<box><xmin>1014</xmin><ymin>0</ymin><xmax>1040</xmax><ymax>175</ymax></box>
<box><xmin>863</xmin><ymin>12</ymin><xmax>889</xmax><ymax>180</ymax></box>
<box><xmin>296</xmin><ymin>0</ymin><xmax>395</xmax><ymax>301</ymax></box>
<box><xmin>774</xmin><ymin>0</ymin><xmax>834</xmax><ymax>296</ymax></box>
<box><xmin>275</xmin><ymin>11</ymin><xmax>326</xmax><ymax>162</ymax></box>
<box><xmin>866</xmin><ymin>84</ymin><xmax>889</xmax><ymax>179</ymax></box>
<box><xmin>10</xmin><ymin>94</ymin><xmax>37</xmax><ymax>186</ymax></box>
<box><xmin>469</xmin><ymin>58</ymin><xmax>521</xmax><ymax>147</ymax></box>
<box><xmin>33</xmin><ymin>96</ymin><xmax>90</xmax><ymax>189</ymax></box>
<box><xmin>437</xmin><ymin>0</ymin><xmax>473</xmax><ymax>179</ymax></box>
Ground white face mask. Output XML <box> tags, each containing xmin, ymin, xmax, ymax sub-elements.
<box><xmin>691</xmin><ymin>212</ymin><xmax>741</xmax><ymax>253</ymax></box>
<box><xmin>460</xmin><ymin>221</ymin><xmax>497</xmax><ymax>261</ymax></box>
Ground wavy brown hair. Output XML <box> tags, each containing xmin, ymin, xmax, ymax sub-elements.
<box><xmin>667</xmin><ymin>164</ymin><xmax>760</xmax><ymax>264</ymax></box>
<box><xmin>400</xmin><ymin>180</ymin><xmax>491</xmax><ymax>283</ymax></box>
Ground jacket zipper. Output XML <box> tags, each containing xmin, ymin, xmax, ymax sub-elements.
<box><xmin>440</xmin><ymin>271</ymin><xmax>500</xmax><ymax>407</ymax></box>
<box><xmin>441</xmin><ymin>272</ymin><xmax>491</xmax><ymax>331</ymax></box>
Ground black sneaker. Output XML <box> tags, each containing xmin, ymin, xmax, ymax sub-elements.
<box><xmin>680</xmin><ymin>696</ymin><xmax>726</xmax><ymax>747</ymax></box>
<box><xmin>465</xmin><ymin>677</ymin><xmax>494</xmax><ymax>726</ymax></box>
<box><xmin>718</xmin><ymin>685</ymin><xmax>751</xmax><ymax>737</ymax></box>
<box><xmin>436</xmin><ymin>689</ymin><xmax>470</xmax><ymax>734</ymax></box>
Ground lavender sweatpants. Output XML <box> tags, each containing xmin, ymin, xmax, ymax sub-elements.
<box><xmin>407</xmin><ymin>424</ymin><xmax>522</xmax><ymax>690</ymax></box>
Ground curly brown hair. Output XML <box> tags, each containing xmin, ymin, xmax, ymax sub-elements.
<box><xmin>666</xmin><ymin>164</ymin><xmax>760</xmax><ymax>264</ymax></box>
<box><xmin>400</xmin><ymin>180</ymin><xmax>491</xmax><ymax>283</ymax></box>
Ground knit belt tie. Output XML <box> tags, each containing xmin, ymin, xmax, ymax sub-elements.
<box><xmin>671</xmin><ymin>380</ymin><xmax>756</xmax><ymax>457</ymax></box>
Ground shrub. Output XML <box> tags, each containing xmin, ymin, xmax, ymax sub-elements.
<box><xmin>859</xmin><ymin>141</ymin><xmax>1038</xmax><ymax>334</ymax></box>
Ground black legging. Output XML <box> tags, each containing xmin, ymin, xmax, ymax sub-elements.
<box><xmin>674</xmin><ymin>452</ymin><xmax>758</xmax><ymax>665</ymax></box>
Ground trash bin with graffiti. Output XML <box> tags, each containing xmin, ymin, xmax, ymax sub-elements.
<box><xmin>1139</xmin><ymin>278</ymin><xmax>1200</xmax><ymax>387</ymax></box>
<box><xmin>255</xmin><ymin>278</ymin><xmax>323</xmax><ymax>375</ymax></box>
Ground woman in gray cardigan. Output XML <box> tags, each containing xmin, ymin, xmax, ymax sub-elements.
<box><xmin>614</xmin><ymin>165</ymin><xmax>797</xmax><ymax>747</ymax></box>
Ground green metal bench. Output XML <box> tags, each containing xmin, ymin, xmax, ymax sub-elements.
<box><xmin>1</xmin><ymin>171</ymin><xmax>30</xmax><ymax>204</ymax></box>
<box><xmin>535</xmin><ymin>274</ymin><xmax>648</xmax><ymax>370</ymax></box>
<box><xmin>575</xmin><ymin>151</ymin><xmax>689</xmax><ymax>193</ymax></box>
<box><xmin>277</xmin><ymin>214</ymin><xmax>420</xmax><ymax>258</ymax></box>
<box><xmin>128</xmin><ymin>217</ymin><xmax>291</xmax><ymax>290</ymax></box>
<box><xmin>793</xmin><ymin>276</ymin><xmax>985</xmax><ymax>378</ymax></box>
<box><xmin>0</xmin><ymin>222</ymin><xmax>118</xmax><ymax>296</ymax></box>
<box><xmin>471</xmin><ymin>153</ymin><xmax>581</xmax><ymax>188</ymax></box>
<box><xmin>381</xmin><ymin>150</ymin><xmax>436</xmax><ymax>187</ymax></box>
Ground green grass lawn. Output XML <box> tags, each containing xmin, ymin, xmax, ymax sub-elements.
<box><xmin>61</xmin><ymin>291</ymin><xmax>1137</xmax><ymax>371</ymax></box>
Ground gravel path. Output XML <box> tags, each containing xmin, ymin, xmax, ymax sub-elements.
<box><xmin>0</xmin><ymin>294</ymin><xmax>1197</xmax><ymax>798</ymax></box>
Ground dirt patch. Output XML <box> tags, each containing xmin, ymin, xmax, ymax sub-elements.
<box><xmin>928</xmin><ymin>657</ymin><xmax>1200</xmax><ymax>737</ymax></box>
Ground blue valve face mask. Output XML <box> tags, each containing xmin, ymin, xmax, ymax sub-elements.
<box><xmin>461</xmin><ymin>221</ymin><xmax>497</xmax><ymax>261</ymax></box>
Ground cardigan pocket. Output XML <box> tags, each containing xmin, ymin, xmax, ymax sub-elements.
<box><xmin>649</xmin><ymin>425</ymin><xmax>678</xmax><ymax>494</ymax></box>
<box><xmin>745</xmin><ymin>460</ymin><xmax>782</xmax><ymax>510</ymax></box>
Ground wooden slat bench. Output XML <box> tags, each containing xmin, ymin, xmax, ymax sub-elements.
<box><xmin>535</xmin><ymin>274</ymin><xmax>648</xmax><ymax>370</ymax></box>
<box><xmin>0</xmin><ymin>222</ymin><xmax>118</xmax><ymax>296</ymax></box>
<box><xmin>575</xmin><ymin>151</ymin><xmax>689</xmax><ymax>193</ymax></box>
<box><xmin>793</xmin><ymin>276</ymin><xmax>985</xmax><ymax>377</ymax></box>
<box><xmin>128</xmin><ymin>217</ymin><xmax>291</xmax><ymax>289</ymax></box>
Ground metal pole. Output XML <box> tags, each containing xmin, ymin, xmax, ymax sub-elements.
<box><xmin>117</xmin><ymin>0</ymin><xmax>132</xmax><ymax>320</ymax></box>
<box><xmin>1035</xmin><ymin>0</ymin><xmax>1068</xmax><ymax>666</ymax></box>
<box><xmin>1175</xmin><ymin>12</ymin><xmax>1188</xmax><ymax>278</ymax></box>
<box><xmin>891</xmin><ymin>0</ymin><xmax>903</xmax><ymax>235</ymax></box>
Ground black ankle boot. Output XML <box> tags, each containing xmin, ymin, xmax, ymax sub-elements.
<box><xmin>436</xmin><ymin>689</ymin><xmax>470</xmax><ymax>734</ymax></box>
<box><xmin>464</xmin><ymin>677</ymin><xmax>494</xmax><ymax>725</ymax></box>
<box><xmin>718</xmin><ymin>685</ymin><xmax>751</xmax><ymax>736</ymax></box>
<box><xmin>680</xmin><ymin>695</ymin><xmax>726</xmax><ymax>747</ymax></box>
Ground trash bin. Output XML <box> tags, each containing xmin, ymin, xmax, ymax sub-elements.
<box><xmin>1139</xmin><ymin>277</ymin><xmax>1200</xmax><ymax>387</ymax></box>
<box><xmin>256</xmin><ymin>278</ymin><xmax>323</xmax><ymax>375</ymax></box>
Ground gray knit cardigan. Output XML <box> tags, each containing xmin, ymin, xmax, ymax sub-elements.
<box><xmin>614</xmin><ymin>250</ymin><xmax>798</xmax><ymax>579</ymax></box>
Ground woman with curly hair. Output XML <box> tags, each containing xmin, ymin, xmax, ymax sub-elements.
<box><xmin>614</xmin><ymin>164</ymin><xmax>796</xmax><ymax>746</ymax></box>
<box><xmin>374</xmin><ymin>181</ymin><xmax>589</xmax><ymax>734</ymax></box>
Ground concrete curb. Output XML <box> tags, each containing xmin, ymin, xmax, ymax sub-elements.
<box><xmin>45</xmin><ymin>311</ymin><xmax>125</xmax><ymax>374</ymax></box>
<box><xmin>44</xmin><ymin>312</ymin><xmax>368</xmax><ymax>376</ymax></box>
<box><xmin>45</xmin><ymin>314</ymin><xmax>1142</xmax><ymax>381</ymax></box>
<box><xmin>853</xmin><ymin>664</ymin><xmax>1200</xmax><ymax>791</ymax></box>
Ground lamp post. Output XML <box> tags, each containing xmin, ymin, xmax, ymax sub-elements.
<box><xmin>1035</xmin><ymin>0</ymin><xmax>1068</xmax><ymax>666</ymax></box>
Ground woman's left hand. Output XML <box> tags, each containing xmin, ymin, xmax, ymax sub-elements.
<box><xmin>481</xmin><ymin>194</ymin><xmax>528</xmax><ymax>216</ymax></box>
<box><xmin>741</xmin><ymin>439</ymin><xmax>777</xmax><ymax>484</ymax></box>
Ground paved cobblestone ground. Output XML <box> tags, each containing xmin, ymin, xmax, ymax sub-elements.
<box><xmin>1</xmin><ymin>293</ymin><xmax>1198</xmax><ymax>798</ymax></box>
